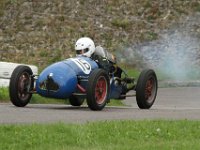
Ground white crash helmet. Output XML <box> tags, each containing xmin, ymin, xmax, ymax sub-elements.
<box><xmin>75</xmin><ymin>37</ymin><xmax>95</xmax><ymax>57</ymax></box>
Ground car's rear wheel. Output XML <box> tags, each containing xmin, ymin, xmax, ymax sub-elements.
<box><xmin>69</xmin><ymin>95</ymin><xmax>84</xmax><ymax>106</ymax></box>
<box><xmin>136</xmin><ymin>69</ymin><xmax>158</xmax><ymax>109</ymax></box>
<box><xmin>86</xmin><ymin>69</ymin><xmax>110</xmax><ymax>111</ymax></box>
<box><xmin>9</xmin><ymin>65</ymin><xmax>33</xmax><ymax>107</ymax></box>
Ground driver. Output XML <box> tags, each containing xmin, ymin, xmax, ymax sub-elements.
<box><xmin>75</xmin><ymin>37</ymin><xmax>122</xmax><ymax>77</ymax></box>
<box><xmin>75</xmin><ymin>37</ymin><xmax>95</xmax><ymax>58</ymax></box>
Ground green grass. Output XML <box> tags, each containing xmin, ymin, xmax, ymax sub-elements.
<box><xmin>30</xmin><ymin>94</ymin><xmax>67</xmax><ymax>104</ymax></box>
<box><xmin>31</xmin><ymin>95</ymin><xmax>124</xmax><ymax>106</ymax></box>
<box><xmin>0</xmin><ymin>120</ymin><xmax>200</xmax><ymax>150</ymax></box>
<box><xmin>0</xmin><ymin>87</ymin><xmax>10</xmax><ymax>102</ymax></box>
<box><xmin>0</xmin><ymin>87</ymin><xmax>124</xmax><ymax>106</ymax></box>
<box><xmin>0</xmin><ymin>87</ymin><xmax>66</xmax><ymax>104</ymax></box>
<box><xmin>119</xmin><ymin>64</ymin><xmax>140</xmax><ymax>79</ymax></box>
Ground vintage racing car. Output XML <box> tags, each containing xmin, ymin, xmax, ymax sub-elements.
<box><xmin>9</xmin><ymin>49</ymin><xmax>158</xmax><ymax>111</ymax></box>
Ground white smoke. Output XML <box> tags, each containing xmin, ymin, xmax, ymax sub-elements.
<box><xmin>118</xmin><ymin>13</ymin><xmax>200</xmax><ymax>81</ymax></box>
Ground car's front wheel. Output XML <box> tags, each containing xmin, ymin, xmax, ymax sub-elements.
<box><xmin>9</xmin><ymin>65</ymin><xmax>33</xmax><ymax>107</ymax></box>
<box><xmin>86</xmin><ymin>69</ymin><xmax>110</xmax><ymax>111</ymax></box>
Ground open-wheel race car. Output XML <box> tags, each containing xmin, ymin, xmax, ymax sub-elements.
<box><xmin>9</xmin><ymin>48</ymin><xmax>158</xmax><ymax>111</ymax></box>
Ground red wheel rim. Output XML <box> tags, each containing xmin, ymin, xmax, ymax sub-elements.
<box><xmin>95</xmin><ymin>76</ymin><xmax>107</xmax><ymax>105</ymax></box>
<box><xmin>145</xmin><ymin>77</ymin><xmax>156</xmax><ymax>103</ymax></box>
<box><xmin>17</xmin><ymin>72</ymin><xmax>31</xmax><ymax>101</ymax></box>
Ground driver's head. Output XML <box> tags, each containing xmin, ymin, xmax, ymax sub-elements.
<box><xmin>75</xmin><ymin>37</ymin><xmax>95</xmax><ymax>57</ymax></box>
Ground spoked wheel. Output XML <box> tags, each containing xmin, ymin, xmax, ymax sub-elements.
<box><xmin>9</xmin><ymin>65</ymin><xmax>33</xmax><ymax>107</ymax></box>
<box><xmin>136</xmin><ymin>69</ymin><xmax>158</xmax><ymax>109</ymax></box>
<box><xmin>86</xmin><ymin>69</ymin><xmax>110</xmax><ymax>111</ymax></box>
<box><xmin>69</xmin><ymin>95</ymin><xmax>84</xmax><ymax>106</ymax></box>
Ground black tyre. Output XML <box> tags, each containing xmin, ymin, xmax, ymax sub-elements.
<box><xmin>9</xmin><ymin>65</ymin><xmax>33</xmax><ymax>107</ymax></box>
<box><xmin>136</xmin><ymin>69</ymin><xmax>158</xmax><ymax>109</ymax></box>
<box><xmin>86</xmin><ymin>69</ymin><xmax>110</xmax><ymax>111</ymax></box>
<box><xmin>69</xmin><ymin>95</ymin><xmax>84</xmax><ymax>106</ymax></box>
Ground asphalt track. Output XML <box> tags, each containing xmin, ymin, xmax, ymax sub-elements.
<box><xmin>0</xmin><ymin>87</ymin><xmax>200</xmax><ymax>124</ymax></box>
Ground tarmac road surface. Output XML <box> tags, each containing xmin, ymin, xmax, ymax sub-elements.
<box><xmin>0</xmin><ymin>87</ymin><xmax>200</xmax><ymax>124</ymax></box>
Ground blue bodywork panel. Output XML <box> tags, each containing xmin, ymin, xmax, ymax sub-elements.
<box><xmin>36</xmin><ymin>56</ymin><xmax>98</xmax><ymax>98</ymax></box>
<box><xmin>36</xmin><ymin>56</ymin><xmax>123</xmax><ymax>99</ymax></box>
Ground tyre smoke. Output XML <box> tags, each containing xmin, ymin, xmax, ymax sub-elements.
<box><xmin>118</xmin><ymin>13</ymin><xmax>200</xmax><ymax>81</ymax></box>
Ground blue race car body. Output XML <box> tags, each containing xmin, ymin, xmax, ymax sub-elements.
<box><xmin>36</xmin><ymin>56</ymin><xmax>122</xmax><ymax>100</ymax></box>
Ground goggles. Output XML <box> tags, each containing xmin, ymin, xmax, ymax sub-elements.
<box><xmin>76</xmin><ymin>48</ymin><xmax>89</xmax><ymax>54</ymax></box>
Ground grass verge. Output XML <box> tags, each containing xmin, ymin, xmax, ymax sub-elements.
<box><xmin>0</xmin><ymin>120</ymin><xmax>200</xmax><ymax>150</ymax></box>
<box><xmin>0</xmin><ymin>87</ymin><xmax>124</xmax><ymax>106</ymax></box>
<box><xmin>0</xmin><ymin>87</ymin><xmax>66</xmax><ymax>104</ymax></box>
<box><xmin>0</xmin><ymin>87</ymin><xmax>10</xmax><ymax>102</ymax></box>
